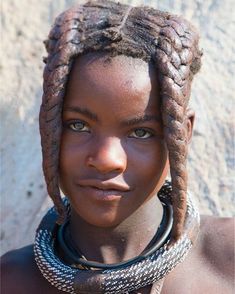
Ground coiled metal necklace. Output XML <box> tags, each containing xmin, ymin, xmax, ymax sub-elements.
<box><xmin>34</xmin><ymin>181</ymin><xmax>200</xmax><ymax>293</ymax></box>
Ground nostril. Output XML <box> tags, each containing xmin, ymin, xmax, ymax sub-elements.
<box><xmin>86</xmin><ymin>138</ymin><xmax>127</xmax><ymax>173</ymax></box>
<box><xmin>86</xmin><ymin>155</ymin><xmax>126</xmax><ymax>174</ymax></box>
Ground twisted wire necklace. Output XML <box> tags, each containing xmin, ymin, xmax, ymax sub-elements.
<box><xmin>34</xmin><ymin>181</ymin><xmax>200</xmax><ymax>293</ymax></box>
<box><xmin>57</xmin><ymin>197</ymin><xmax>173</xmax><ymax>270</ymax></box>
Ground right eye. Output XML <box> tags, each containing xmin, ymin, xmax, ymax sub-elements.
<box><xmin>128</xmin><ymin>128</ymin><xmax>153</xmax><ymax>139</ymax></box>
<box><xmin>67</xmin><ymin>121</ymin><xmax>90</xmax><ymax>132</ymax></box>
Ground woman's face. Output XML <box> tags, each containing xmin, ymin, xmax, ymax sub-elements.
<box><xmin>59</xmin><ymin>53</ymin><xmax>169</xmax><ymax>227</ymax></box>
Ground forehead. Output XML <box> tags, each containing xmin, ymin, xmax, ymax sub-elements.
<box><xmin>65</xmin><ymin>52</ymin><xmax>159</xmax><ymax>107</ymax></box>
<box><xmin>64</xmin><ymin>53</ymin><xmax>160</xmax><ymax>121</ymax></box>
<box><xmin>73</xmin><ymin>52</ymin><xmax>155</xmax><ymax>80</ymax></box>
<box><xmin>72</xmin><ymin>51</ymin><xmax>152</xmax><ymax>70</ymax></box>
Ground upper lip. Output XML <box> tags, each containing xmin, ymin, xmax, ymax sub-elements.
<box><xmin>77</xmin><ymin>179</ymin><xmax>130</xmax><ymax>192</ymax></box>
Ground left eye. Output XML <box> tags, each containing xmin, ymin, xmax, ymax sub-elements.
<box><xmin>68</xmin><ymin>121</ymin><xmax>90</xmax><ymax>132</ymax></box>
<box><xmin>129</xmin><ymin>128</ymin><xmax>153</xmax><ymax>139</ymax></box>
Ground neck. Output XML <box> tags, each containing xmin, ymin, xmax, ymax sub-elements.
<box><xmin>69</xmin><ymin>196</ymin><xmax>163</xmax><ymax>264</ymax></box>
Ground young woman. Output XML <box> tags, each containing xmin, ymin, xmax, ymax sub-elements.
<box><xmin>1</xmin><ymin>1</ymin><xmax>234</xmax><ymax>293</ymax></box>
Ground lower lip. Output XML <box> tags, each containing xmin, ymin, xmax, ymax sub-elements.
<box><xmin>78</xmin><ymin>186</ymin><xmax>124</xmax><ymax>201</ymax></box>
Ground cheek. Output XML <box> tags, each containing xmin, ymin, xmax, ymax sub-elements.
<box><xmin>131</xmin><ymin>141</ymin><xmax>169</xmax><ymax>192</ymax></box>
<box><xmin>59</xmin><ymin>131</ymin><xmax>88</xmax><ymax>165</ymax></box>
<box><xmin>59</xmin><ymin>139</ymin><xmax>73</xmax><ymax>175</ymax></box>
<box><xmin>59</xmin><ymin>135</ymin><xmax>86</xmax><ymax>189</ymax></box>
<box><xmin>147</xmin><ymin>147</ymin><xmax>168</xmax><ymax>184</ymax></box>
<box><xmin>130</xmin><ymin>140</ymin><xmax>168</xmax><ymax>171</ymax></box>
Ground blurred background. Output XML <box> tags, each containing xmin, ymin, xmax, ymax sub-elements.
<box><xmin>1</xmin><ymin>0</ymin><xmax>234</xmax><ymax>255</ymax></box>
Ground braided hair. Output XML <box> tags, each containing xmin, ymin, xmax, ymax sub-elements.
<box><xmin>39</xmin><ymin>0</ymin><xmax>202</xmax><ymax>242</ymax></box>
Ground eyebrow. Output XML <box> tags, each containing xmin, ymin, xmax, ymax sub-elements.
<box><xmin>121</xmin><ymin>114</ymin><xmax>162</xmax><ymax>127</ymax></box>
<box><xmin>63</xmin><ymin>106</ymin><xmax>98</xmax><ymax>121</ymax></box>
<box><xmin>63</xmin><ymin>105</ymin><xmax>161</xmax><ymax>126</ymax></box>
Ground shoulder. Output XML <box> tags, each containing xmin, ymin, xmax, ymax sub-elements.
<box><xmin>1</xmin><ymin>245</ymin><xmax>34</xmax><ymax>276</ymax></box>
<box><xmin>1</xmin><ymin>244</ymin><xmax>34</xmax><ymax>266</ymax></box>
<box><xmin>199</xmin><ymin>216</ymin><xmax>234</xmax><ymax>282</ymax></box>
<box><xmin>162</xmin><ymin>216</ymin><xmax>234</xmax><ymax>293</ymax></box>
<box><xmin>1</xmin><ymin>244</ymin><xmax>58</xmax><ymax>294</ymax></box>
<box><xmin>1</xmin><ymin>245</ymin><xmax>36</xmax><ymax>293</ymax></box>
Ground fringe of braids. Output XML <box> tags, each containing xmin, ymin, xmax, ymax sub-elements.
<box><xmin>39</xmin><ymin>0</ymin><xmax>202</xmax><ymax>241</ymax></box>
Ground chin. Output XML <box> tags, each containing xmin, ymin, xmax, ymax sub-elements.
<box><xmin>77</xmin><ymin>209</ymin><xmax>125</xmax><ymax>228</ymax></box>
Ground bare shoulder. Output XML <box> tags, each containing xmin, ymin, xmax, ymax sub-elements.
<box><xmin>162</xmin><ymin>216</ymin><xmax>234</xmax><ymax>293</ymax></box>
<box><xmin>1</xmin><ymin>245</ymin><xmax>37</xmax><ymax>293</ymax></box>
<box><xmin>1</xmin><ymin>245</ymin><xmax>60</xmax><ymax>294</ymax></box>
<box><xmin>199</xmin><ymin>215</ymin><xmax>234</xmax><ymax>281</ymax></box>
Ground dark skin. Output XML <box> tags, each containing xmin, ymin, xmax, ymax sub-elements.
<box><xmin>59</xmin><ymin>54</ymin><xmax>168</xmax><ymax>264</ymax></box>
<box><xmin>1</xmin><ymin>54</ymin><xmax>234</xmax><ymax>294</ymax></box>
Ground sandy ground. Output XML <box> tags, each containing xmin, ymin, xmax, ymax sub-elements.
<box><xmin>1</xmin><ymin>0</ymin><xmax>234</xmax><ymax>255</ymax></box>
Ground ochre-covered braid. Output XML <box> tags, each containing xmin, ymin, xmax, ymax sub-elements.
<box><xmin>39</xmin><ymin>0</ymin><xmax>202</xmax><ymax>239</ymax></box>
<box><xmin>154</xmin><ymin>16</ymin><xmax>201</xmax><ymax>242</ymax></box>
<box><xmin>40</xmin><ymin>6</ymin><xmax>85</xmax><ymax>223</ymax></box>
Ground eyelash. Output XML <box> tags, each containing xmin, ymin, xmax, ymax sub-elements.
<box><xmin>66</xmin><ymin>121</ymin><xmax>90</xmax><ymax>132</ymax></box>
<box><xmin>64</xmin><ymin>121</ymin><xmax>153</xmax><ymax>139</ymax></box>
<box><xmin>128</xmin><ymin>128</ymin><xmax>153</xmax><ymax>139</ymax></box>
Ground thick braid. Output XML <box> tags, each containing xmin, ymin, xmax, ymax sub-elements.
<box><xmin>154</xmin><ymin>16</ymin><xmax>201</xmax><ymax>242</ymax></box>
<box><xmin>39</xmin><ymin>6</ymin><xmax>85</xmax><ymax>223</ymax></box>
<box><xmin>40</xmin><ymin>0</ymin><xmax>202</xmax><ymax>237</ymax></box>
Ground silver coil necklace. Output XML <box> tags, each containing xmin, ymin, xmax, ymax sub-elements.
<box><xmin>57</xmin><ymin>197</ymin><xmax>173</xmax><ymax>270</ymax></box>
<box><xmin>34</xmin><ymin>181</ymin><xmax>200</xmax><ymax>293</ymax></box>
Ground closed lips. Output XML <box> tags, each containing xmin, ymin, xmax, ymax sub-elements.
<box><xmin>77</xmin><ymin>179</ymin><xmax>130</xmax><ymax>192</ymax></box>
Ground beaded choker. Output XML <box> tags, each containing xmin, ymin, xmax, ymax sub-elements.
<box><xmin>34</xmin><ymin>182</ymin><xmax>200</xmax><ymax>293</ymax></box>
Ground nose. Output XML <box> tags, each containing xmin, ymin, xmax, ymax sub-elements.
<box><xmin>86</xmin><ymin>137</ymin><xmax>127</xmax><ymax>174</ymax></box>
